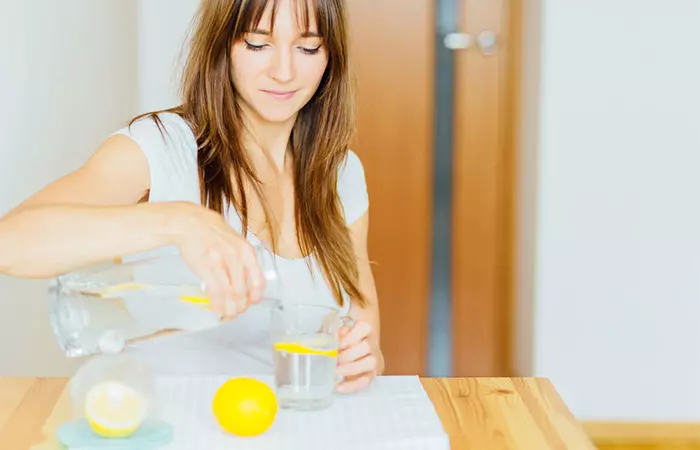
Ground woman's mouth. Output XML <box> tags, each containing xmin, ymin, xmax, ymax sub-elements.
<box><xmin>261</xmin><ymin>89</ymin><xmax>298</xmax><ymax>100</ymax></box>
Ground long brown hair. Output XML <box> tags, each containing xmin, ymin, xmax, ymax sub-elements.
<box><xmin>132</xmin><ymin>0</ymin><xmax>364</xmax><ymax>307</ymax></box>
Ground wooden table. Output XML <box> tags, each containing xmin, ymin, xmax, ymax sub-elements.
<box><xmin>0</xmin><ymin>377</ymin><xmax>595</xmax><ymax>449</ymax></box>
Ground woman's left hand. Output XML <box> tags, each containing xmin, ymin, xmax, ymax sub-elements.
<box><xmin>335</xmin><ymin>320</ymin><xmax>382</xmax><ymax>394</ymax></box>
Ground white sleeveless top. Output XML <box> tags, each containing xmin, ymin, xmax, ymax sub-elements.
<box><xmin>110</xmin><ymin>112</ymin><xmax>369</xmax><ymax>375</ymax></box>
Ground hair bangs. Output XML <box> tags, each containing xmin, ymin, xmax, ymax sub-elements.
<box><xmin>232</xmin><ymin>0</ymin><xmax>339</xmax><ymax>40</ymax></box>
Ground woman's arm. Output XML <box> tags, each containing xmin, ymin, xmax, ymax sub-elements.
<box><xmin>0</xmin><ymin>134</ymin><xmax>264</xmax><ymax>317</ymax></box>
<box><xmin>0</xmin><ymin>202</ymin><xmax>186</xmax><ymax>278</ymax></box>
<box><xmin>0</xmin><ymin>134</ymin><xmax>171</xmax><ymax>277</ymax></box>
<box><xmin>336</xmin><ymin>210</ymin><xmax>385</xmax><ymax>392</ymax></box>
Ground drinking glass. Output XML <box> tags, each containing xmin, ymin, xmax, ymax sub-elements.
<box><xmin>270</xmin><ymin>303</ymin><xmax>354</xmax><ymax>411</ymax></box>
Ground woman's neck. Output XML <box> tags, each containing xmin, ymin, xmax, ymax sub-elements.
<box><xmin>242</xmin><ymin>110</ymin><xmax>296</xmax><ymax>173</ymax></box>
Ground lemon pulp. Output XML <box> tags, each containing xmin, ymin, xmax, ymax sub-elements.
<box><xmin>84</xmin><ymin>381</ymin><xmax>146</xmax><ymax>438</ymax></box>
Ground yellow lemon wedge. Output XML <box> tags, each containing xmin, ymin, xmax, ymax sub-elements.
<box><xmin>84</xmin><ymin>381</ymin><xmax>146</xmax><ymax>438</ymax></box>
<box><xmin>212</xmin><ymin>378</ymin><xmax>277</xmax><ymax>437</ymax></box>
<box><xmin>273</xmin><ymin>341</ymin><xmax>338</xmax><ymax>358</ymax></box>
<box><xmin>178</xmin><ymin>296</ymin><xmax>211</xmax><ymax>309</ymax></box>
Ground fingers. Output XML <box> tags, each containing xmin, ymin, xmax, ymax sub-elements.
<box><xmin>339</xmin><ymin>321</ymin><xmax>372</xmax><ymax>350</ymax></box>
<box><xmin>335</xmin><ymin>321</ymin><xmax>378</xmax><ymax>394</ymax></box>
<box><xmin>338</xmin><ymin>339</ymin><xmax>371</xmax><ymax>364</ymax></box>
<box><xmin>200</xmin><ymin>261</ymin><xmax>233</xmax><ymax>317</ymax></box>
<box><xmin>180</xmin><ymin>215</ymin><xmax>269</xmax><ymax>317</ymax></box>
<box><xmin>201</xmin><ymin>228</ymin><xmax>262</xmax><ymax>316</ymax></box>
<box><xmin>239</xmin><ymin>244</ymin><xmax>265</xmax><ymax>304</ymax></box>
<box><xmin>221</xmin><ymin>247</ymin><xmax>247</xmax><ymax>313</ymax></box>
<box><xmin>336</xmin><ymin>374</ymin><xmax>373</xmax><ymax>394</ymax></box>
<box><xmin>336</xmin><ymin>353</ymin><xmax>377</xmax><ymax>379</ymax></box>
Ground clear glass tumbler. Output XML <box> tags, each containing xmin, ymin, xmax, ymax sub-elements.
<box><xmin>270</xmin><ymin>303</ymin><xmax>354</xmax><ymax>411</ymax></box>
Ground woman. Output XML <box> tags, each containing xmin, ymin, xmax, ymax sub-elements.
<box><xmin>0</xmin><ymin>0</ymin><xmax>383</xmax><ymax>393</ymax></box>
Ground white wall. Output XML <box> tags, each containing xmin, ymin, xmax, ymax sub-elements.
<box><xmin>0</xmin><ymin>0</ymin><xmax>198</xmax><ymax>377</ymax></box>
<box><xmin>137</xmin><ymin>0</ymin><xmax>200</xmax><ymax>111</ymax></box>
<box><xmin>524</xmin><ymin>0</ymin><xmax>700</xmax><ymax>421</ymax></box>
<box><xmin>0</xmin><ymin>1</ymin><xmax>139</xmax><ymax>376</ymax></box>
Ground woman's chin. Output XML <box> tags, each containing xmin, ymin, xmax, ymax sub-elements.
<box><xmin>252</xmin><ymin>107</ymin><xmax>300</xmax><ymax>125</ymax></box>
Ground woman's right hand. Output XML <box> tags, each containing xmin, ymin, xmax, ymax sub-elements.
<box><xmin>167</xmin><ymin>202</ymin><xmax>266</xmax><ymax>319</ymax></box>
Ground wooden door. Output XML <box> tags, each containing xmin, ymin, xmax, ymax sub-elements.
<box><xmin>452</xmin><ymin>0</ymin><xmax>517</xmax><ymax>376</ymax></box>
<box><xmin>346</xmin><ymin>1</ymin><xmax>435</xmax><ymax>375</ymax></box>
<box><xmin>346</xmin><ymin>0</ymin><xmax>517</xmax><ymax>377</ymax></box>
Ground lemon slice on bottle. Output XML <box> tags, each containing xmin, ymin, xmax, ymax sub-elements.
<box><xmin>92</xmin><ymin>282</ymin><xmax>212</xmax><ymax>310</ymax></box>
<box><xmin>273</xmin><ymin>342</ymin><xmax>338</xmax><ymax>357</ymax></box>
<box><xmin>179</xmin><ymin>296</ymin><xmax>211</xmax><ymax>309</ymax></box>
<box><xmin>84</xmin><ymin>381</ymin><xmax>146</xmax><ymax>438</ymax></box>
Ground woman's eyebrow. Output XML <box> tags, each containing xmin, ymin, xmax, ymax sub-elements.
<box><xmin>246</xmin><ymin>28</ymin><xmax>321</xmax><ymax>38</ymax></box>
<box><xmin>247</xmin><ymin>28</ymin><xmax>271</xmax><ymax>35</ymax></box>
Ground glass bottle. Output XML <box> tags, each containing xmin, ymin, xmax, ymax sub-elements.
<box><xmin>48</xmin><ymin>246</ymin><xmax>282</xmax><ymax>358</ymax></box>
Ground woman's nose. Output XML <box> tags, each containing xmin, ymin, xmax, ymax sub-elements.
<box><xmin>269</xmin><ymin>47</ymin><xmax>295</xmax><ymax>84</ymax></box>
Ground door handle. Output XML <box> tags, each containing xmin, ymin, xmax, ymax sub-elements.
<box><xmin>443</xmin><ymin>33</ymin><xmax>472</xmax><ymax>50</ymax></box>
<box><xmin>443</xmin><ymin>31</ymin><xmax>498</xmax><ymax>55</ymax></box>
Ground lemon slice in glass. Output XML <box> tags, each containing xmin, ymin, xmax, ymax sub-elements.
<box><xmin>273</xmin><ymin>342</ymin><xmax>338</xmax><ymax>357</ymax></box>
<box><xmin>84</xmin><ymin>381</ymin><xmax>146</xmax><ymax>438</ymax></box>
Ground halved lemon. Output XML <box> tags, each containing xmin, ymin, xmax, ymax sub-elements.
<box><xmin>84</xmin><ymin>381</ymin><xmax>146</xmax><ymax>438</ymax></box>
<box><xmin>273</xmin><ymin>341</ymin><xmax>338</xmax><ymax>358</ymax></box>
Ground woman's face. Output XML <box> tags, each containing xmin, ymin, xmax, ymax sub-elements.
<box><xmin>231</xmin><ymin>0</ymin><xmax>328</xmax><ymax>125</ymax></box>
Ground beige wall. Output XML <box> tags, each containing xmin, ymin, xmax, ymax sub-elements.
<box><xmin>0</xmin><ymin>1</ymin><xmax>139</xmax><ymax>376</ymax></box>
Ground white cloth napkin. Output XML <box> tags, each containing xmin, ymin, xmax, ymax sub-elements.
<box><xmin>154</xmin><ymin>375</ymin><xmax>450</xmax><ymax>450</ymax></box>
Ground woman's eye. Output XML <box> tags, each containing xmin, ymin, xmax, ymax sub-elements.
<box><xmin>244</xmin><ymin>40</ymin><xmax>267</xmax><ymax>51</ymax></box>
<box><xmin>244</xmin><ymin>40</ymin><xmax>321</xmax><ymax>55</ymax></box>
<box><xmin>300</xmin><ymin>46</ymin><xmax>321</xmax><ymax>55</ymax></box>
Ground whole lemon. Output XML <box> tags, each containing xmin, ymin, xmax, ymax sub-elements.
<box><xmin>212</xmin><ymin>377</ymin><xmax>278</xmax><ymax>437</ymax></box>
